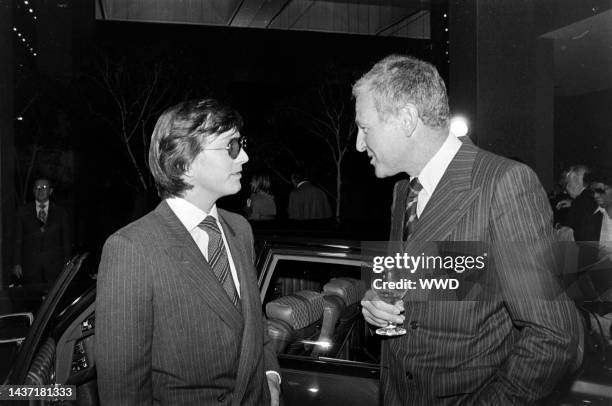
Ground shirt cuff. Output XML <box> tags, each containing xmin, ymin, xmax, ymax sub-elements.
<box><xmin>266</xmin><ymin>370</ymin><xmax>281</xmax><ymax>385</ymax></box>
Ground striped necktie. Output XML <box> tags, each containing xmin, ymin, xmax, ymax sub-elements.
<box><xmin>402</xmin><ymin>178</ymin><xmax>423</xmax><ymax>241</ymax></box>
<box><xmin>38</xmin><ymin>204</ymin><xmax>47</xmax><ymax>224</ymax></box>
<box><xmin>198</xmin><ymin>216</ymin><xmax>241</xmax><ymax>309</ymax></box>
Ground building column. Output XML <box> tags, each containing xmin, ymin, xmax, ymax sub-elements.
<box><xmin>448</xmin><ymin>0</ymin><xmax>555</xmax><ymax>190</ymax></box>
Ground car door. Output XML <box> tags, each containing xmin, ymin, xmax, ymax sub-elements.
<box><xmin>257</xmin><ymin>241</ymin><xmax>381</xmax><ymax>406</ymax></box>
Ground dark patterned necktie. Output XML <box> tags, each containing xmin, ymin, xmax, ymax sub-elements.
<box><xmin>198</xmin><ymin>216</ymin><xmax>241</xmax><ymax>309</ymax></box>
<box><xmin>402</xmin><ymin>178</ymin><xmax>423</xmax><ymax>241</ymax></box>
<box><xmin>38</xmin><ymin>204</ymin><xmax>47</xmax><ymax>224</ymax></box>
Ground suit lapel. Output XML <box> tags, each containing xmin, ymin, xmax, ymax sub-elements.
<box><xmin>409</xmin><ymin>144</ymin><xmax>481</xmax><ymax>243</ymax></box>
<box><xmin>218</xmin><ymin>213</ymin><xmax>262</xmax><ymax>405</ymax></box>
<box><xmin>156</xmin><ymin>202</ymin><xmax>243</xmax><ymax>331</ymax></box>
<box><xmin>45</xmin><ymin>202</ymin><xmax>54</xmax><ymax>225</ymax></box>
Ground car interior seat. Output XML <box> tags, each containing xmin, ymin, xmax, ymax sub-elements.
<box><xmin>265</xmin><ymin>290</ymin><xmax>325</xmax><ymax>356</ymax></box>
<box><xmin>314</xmin><ymin>277</ymin><xmax>366</xmax><ymax>358</ymax></box>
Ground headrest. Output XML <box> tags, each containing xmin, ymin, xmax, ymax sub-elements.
<box><xmin>323</xmin><ymin>277</ymin><xmax>365</xmax><ymax>306</ymax></box>
<box><xmin>265</xmin><ymin>290</ymin><xmax>325</xmax><ymax>330</ymax></box>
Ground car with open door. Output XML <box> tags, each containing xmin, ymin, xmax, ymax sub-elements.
<box><xmin>2</xmin><ymin>237</ymin><xmax>611</xmax><ymax>405</ymax></box>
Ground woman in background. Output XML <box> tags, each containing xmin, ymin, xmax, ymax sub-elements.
<box><xmin>246</xmin><ymin>173</ymin><xmax>276</xmax><ymax>220</ymax></box>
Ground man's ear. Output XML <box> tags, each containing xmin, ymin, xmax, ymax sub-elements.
<box><xmin>49</xmin><ymin>188</ymin><xmax>54</xmax><ymax>196</ymax></box>
<box><xmin>398</xmin><ymin>103</ymin><xmax>419</xmax><ymax>136</ymax></box>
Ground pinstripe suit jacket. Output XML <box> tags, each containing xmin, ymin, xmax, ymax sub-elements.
<box><xmin>95</xmin><ymin>201</ymin><xmax>279</xmax><ymax>405</ymax></box>
<box><xmin>382</xmin><ymin>143</ymin><xmax>582</xmax><ymax>405</ymax></box>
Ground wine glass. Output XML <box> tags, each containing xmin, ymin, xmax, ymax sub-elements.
<box><xmin>374</xmin><ymin>266</ymin><xmax>408</xmax><ymax>336</ymax></box>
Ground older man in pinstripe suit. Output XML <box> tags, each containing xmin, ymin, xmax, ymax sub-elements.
<box><xmin>95</xmin><ymin>99</ymin><xmax>280</xmax><ymax>405</ymax></box>
<box><xmin>354</xmin><ymin>55</ymin><xmax>582</xmax><ymax>405</ymax></box>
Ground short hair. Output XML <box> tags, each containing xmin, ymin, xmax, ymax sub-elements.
<box><xmin>249</xmin><ymin>173</ymin><xmax>272</xmax><ymax>194</ymax></box>
<box><xmin>567</xmin><ymin>165</ymin><xmax>591</xmax><ymax>184</ymax></box>
<box><xmin>148</xmin><ymin>98</ymin><xmax>243</xmax><ymax>199</ymax></box>
<box><xmin>291</xmin><ymin>168</ymin><xmax>307</xmax><ymax>185</ymax></box>
<box><xmin>352</xmin><ymin>54</ymin><xmax>450</xmax><ymax>129</ymax></box>
<box><xmin>585</xmin><ymin>167</ymin><xmax>612</xmax><ymax>187</ymax></box>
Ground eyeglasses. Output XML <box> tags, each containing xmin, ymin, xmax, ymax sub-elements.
<box><xmin>591</xmin><ymin>187</ymin><xmax>610</xmax><ymax>195</ymax></box>
<box><xmin>204</xmin><ymin>137</ymin><xmax>246</xmax><ymax>159</ymax></box>
<box><xmin>34</xmin><ymin>185</ymin><xmax>49</xmax><ymax>191</ymax></box>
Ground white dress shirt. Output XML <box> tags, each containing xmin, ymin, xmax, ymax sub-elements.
<box><xmin>166</xmin><ymin>197</ymin><xmax>241</xmax><ymax>297</ymax></box>
<box><xmin>414</xmin><ymin>133</ymin><xmax>462</xmax><ymax>217</ymax></box>
<box><xmin>36</xmin><ymin>200</ymin><xmax>49</xmax><ymax>218</ymax></box>
<box><xmin>595</xmin><ymin>207</ymin><xmax>612</xmax><ymax>242</ymax></box>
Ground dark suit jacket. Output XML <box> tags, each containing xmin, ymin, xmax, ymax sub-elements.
<box><xmin>95</xmin><ymin>201</ymin><xmax>279</xmax><ymax>405</ymax></box>
<box><xmin>288</xmin><ymin>181</ymin><xmax>333</xmax><ymax>220</ymax></box>
<box><xmin>562</xmin><ymin>189</ymin><xmax>598</xmax><ymax>241</ymax></box>
<box><xmin>383</xmin><ymin>143</ymin><xmax>582</xmax><ymax>405</ymax></box>
<box><xmin>570</xmin><ymin>210</ymin><xmax>609</xmax><ymax>301</ymax></box>
<box><xmin>14</xmin><ymin>201</ymin><xmax>72</xmax><ymax>284</ymax></box>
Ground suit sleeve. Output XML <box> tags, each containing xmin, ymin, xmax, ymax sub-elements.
<box><xmin>95</xmin><ymin>234</ymin><xmax>153</xmax><ymax>406</ymax></box>
<box><xmin>473</xmin><ymin>164</ymin><xmax>583</xmax><ymax>404</ymax></box>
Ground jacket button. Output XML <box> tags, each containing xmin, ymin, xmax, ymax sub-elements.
<box><xmin>410</xmin><ymin>321</ymin><xmax>419</xmax><ymax>330</ymax></box>
<box><xmin>406</xmin><ymin>372</ymin><xmax>414</xmax><ymax>380</ymax></box>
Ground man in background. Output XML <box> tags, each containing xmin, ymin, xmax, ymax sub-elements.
<box><xmin>287</xmin><ymin>170</ymin><xmax>333</xmax><ymax>220</ymax></box>
<box><xmin>13</xmin><ymin>177</ymin><xmax>72</xmax><ymax>286</ymax></box>
<box><xmin>556</xmin><ymin>165</ymin><xmax>598</xmax><ymax>240</ymax></box>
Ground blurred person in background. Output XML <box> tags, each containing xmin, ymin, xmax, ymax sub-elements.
<box><xmin>245</xmin><ymin>172</ymin><xmax>276</xmax><ymax>221</ymax></box>
<box><xmin>556</xmin><ymin>165</ymin><xmax>598</xmax><ymax>241</ymax></box>
<box><xmin>287</xmin><ymin>169</ymin><xmax>332</xmax><ymax>220</ymax></box>
<box><xmin>13</xmin><ymin>177</ymin><xmax>72</xmax><ymax>286</ymax></box>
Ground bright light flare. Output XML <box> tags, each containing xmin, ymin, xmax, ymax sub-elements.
<box><xmin>450</xmin><ymin>116</ymin><xmax>469</xmax><ymax>137</ymax></box>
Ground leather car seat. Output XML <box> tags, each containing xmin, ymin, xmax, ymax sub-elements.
<box><xmin>265</xmin><ymin>290</ymin><xmax>325</xmax><ymax>355</ymax></box>
<box><xmin>314</xmin><ymin>277</ymin><xmax>366</xmax><ymax>357</ymax></box>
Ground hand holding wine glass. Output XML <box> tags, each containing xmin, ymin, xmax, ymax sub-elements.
<box><xmin>373</xmin><ymin>266</ymin><xmax>409</xmax><ymax>336</ymax></box>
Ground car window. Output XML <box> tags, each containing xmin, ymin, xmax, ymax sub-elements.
<box><xmin>262</xmin><ymin>255</ymin><xmax>380</xmax><ymax>365</ymax></box>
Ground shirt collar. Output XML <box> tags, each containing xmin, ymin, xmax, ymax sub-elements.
<box><xmin>415</xmin><ymin>133</ymin><xmax>462</xmax><ymax>197</ymax></box>
<box><xmin>166</xmin><ymin>197</ymin><xmax>218</xmax><ymax>231</ymax></box>
<box><xmin>36</xmin><ymin>201</ymin><xmax>49</xmax><ymax>209</ymax></box>
<box><xmin>595</xmin><ymin>206</ymin><xmax>611</xmax><ymax>219</ymax></box>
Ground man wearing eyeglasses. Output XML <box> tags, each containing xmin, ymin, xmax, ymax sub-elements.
<box><xmin>95</xmin><ymin>98</ymin><xmax>280</xmax><ymax>406</ymax></box>
<box><xmin>12</xmin><ymin>177</ymin><xmax>72</xmax><ymax>290</ymax></box>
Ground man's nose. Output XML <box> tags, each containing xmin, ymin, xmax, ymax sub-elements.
<box><xmin>356</xmin><ymin>130</ymin><xmax>366</xmax><ymax>152</ymax></box>
<box><xmin>237</xmin><ymin>148</ymin><xmax>249</xmax><ymax>164</ymax></box>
